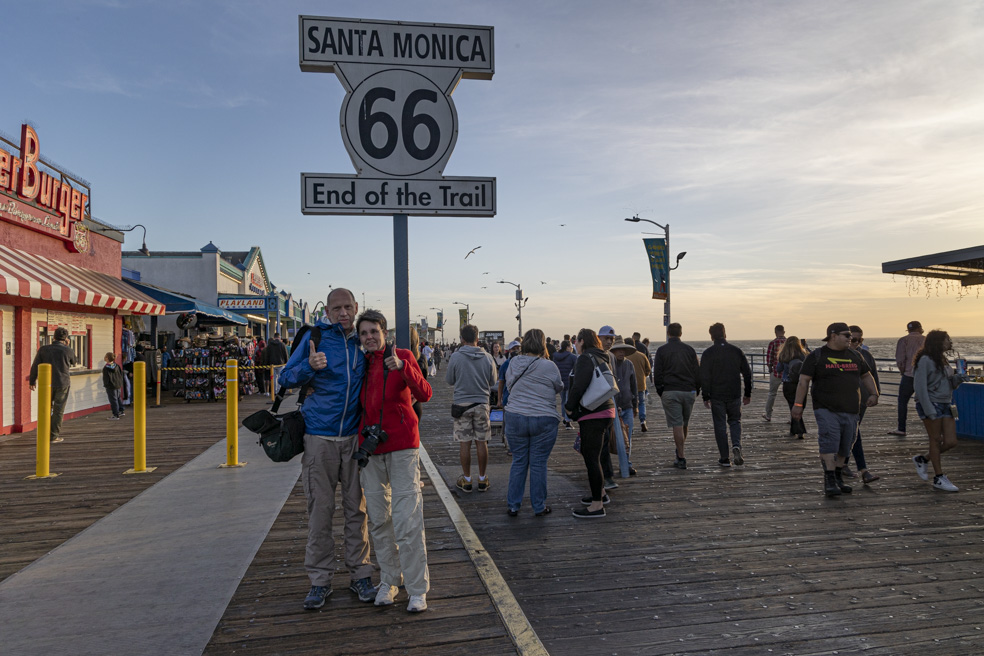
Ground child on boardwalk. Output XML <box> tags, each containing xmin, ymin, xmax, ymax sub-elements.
<box><xmin>102</xmin><ymin>352</ymin><xmax>125</xmax><ymax>420</ymax></box>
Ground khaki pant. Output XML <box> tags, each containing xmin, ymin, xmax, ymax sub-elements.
<box><xmin>301</xmin><ymin>434</ymin><xmax>374</xmax><ymax>587</ymax></box>
<box><xmin>360</xmin><ymin>449</ymin><xmax>430</xmax><ymax>595</ymax></box>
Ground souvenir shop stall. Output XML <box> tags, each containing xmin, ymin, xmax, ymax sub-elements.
<box><xmin>168</xmin><ymin>329</ymin><xmax>260</xmax><ymax>402</ymax></box>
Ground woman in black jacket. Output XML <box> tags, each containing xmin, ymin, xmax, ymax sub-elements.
<box><xmin>565</xmin><ymin>328</ymin><xmax>616</xmax><ymax>518</ymax></box>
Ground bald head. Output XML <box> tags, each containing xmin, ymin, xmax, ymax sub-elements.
<box><xmin>327</xmin><ymin>287</ymin><xmax>358</xmax><ymax>330</ymax></box>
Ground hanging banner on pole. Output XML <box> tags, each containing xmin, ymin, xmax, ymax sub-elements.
<box><xmin>644</xmin><ymin>238</ymin><xmax>668</xmax><ymax>300</ymax></box>
<box><xmin>459</xmin><ymin>308</ymin><xmax>468</xmax><ymax>326</ymax></box>
<box><xmin>436</xmin><ymin>311</ymin><xmax>443</xmax><ymax>329</ymax></box>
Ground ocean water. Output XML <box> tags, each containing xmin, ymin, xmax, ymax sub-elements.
<box><xmin>676</xmin><ymin>337</ymin><xmax>984</xmax><ymax>369</ymax></box>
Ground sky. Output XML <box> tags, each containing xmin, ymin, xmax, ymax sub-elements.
<box><xmin>4</xmin><ymin>0</ymin><xmax>984</xmax><ymax>341</ymax></box>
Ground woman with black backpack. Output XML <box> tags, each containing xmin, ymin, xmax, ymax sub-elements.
<box><xmin>777</xmin><ymin>337</ymin><xmax>809</xmax><ymax>439</ymax></box>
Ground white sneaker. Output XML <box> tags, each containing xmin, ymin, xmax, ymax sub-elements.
<box><xmin>912</xmin><ymin>455</ymin><xmax>929</xmax><ymax>481</ymax></box>
<box><xmin>374</xmin><ymin>584</ymin><xmax>398</xmax><ymax>606</ymax></box>
<box><xmin>407</xmin><ymin>594</ymin><xmax>427</xmax><ymax>613</ymax></box>
<box><xmin>933</xmin><ymin>474</ymin><xmax>959</xmax><ymax>492</ymax></box>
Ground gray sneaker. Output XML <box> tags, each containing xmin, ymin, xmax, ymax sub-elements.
<box><xmin>731</xmin><ymin>445</ymin><xmax>744</xmax><ymax>466</ymax></box>
<box><xmin>603</xmin><ymin>478</ymin><xmax>619</xmax><ymax>490</ymax></box>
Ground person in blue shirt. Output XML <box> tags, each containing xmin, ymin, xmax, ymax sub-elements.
<box><xmin>278</xmin><ymin>288</ymin><xmax>375</xmax><ymax>611</ymax></box>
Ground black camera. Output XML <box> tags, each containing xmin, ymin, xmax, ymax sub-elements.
<box><xmin>353</xmin><ymin>424</ymin><xmax>388</xmax><ymax>468</ymax></box>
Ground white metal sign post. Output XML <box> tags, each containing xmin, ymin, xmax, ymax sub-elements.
<box><xmin>299</xmin><ymin>15</ymin><xmax>496</xmax><ymax>348</ymax></box>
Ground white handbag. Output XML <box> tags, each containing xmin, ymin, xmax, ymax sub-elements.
<box><xmin>580</xmin><ymin>357</ymin><xmax>618</xmax><ymax>411</ymax></box>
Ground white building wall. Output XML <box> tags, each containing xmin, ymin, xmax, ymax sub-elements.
<box><xmin>1</xmin><ymin>306</ymin><xmax>13</xmax><ymax>429</ymax></box>
<box><xmin>122</xmin><ymin>254</ymin><xmax>217</xmax><ymax>302</ymax></box>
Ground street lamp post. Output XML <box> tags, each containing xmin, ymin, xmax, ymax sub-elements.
<box><xmin>429</xmin><ymin>307</ymin><xmax>445</xmax><ymax>344</ymax></box>
<box><xmin>625</xmin><ymin>215</ymin><xmax>686</xmax><ymax>333</ymax></box>
<box><xmin>497</xmin><ymin>280</ymin><xmax>526</xmax><ymax>339</ymax></box>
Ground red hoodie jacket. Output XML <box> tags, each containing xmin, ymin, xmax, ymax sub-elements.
<box><xmin>359</xmin><ymin>347</ymin><xmax>433</xmax><ymax>455</ymax></box>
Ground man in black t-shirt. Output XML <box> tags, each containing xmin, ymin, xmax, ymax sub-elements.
<box><xmin>791</xmin><ymin>322</ymin><xmax>879</xmax><ymax>497</ymax></box>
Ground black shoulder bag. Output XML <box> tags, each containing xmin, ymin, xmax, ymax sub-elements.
<box><xmin>243</xmin><ymin>327</ymin><xmax>322</xmax><ymax>462</ymax></box>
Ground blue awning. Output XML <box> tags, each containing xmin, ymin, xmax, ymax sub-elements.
<box><xmin>123</xmin><ymin>280</ymin><xmax>248</xmax><ymax>326</ymax></box>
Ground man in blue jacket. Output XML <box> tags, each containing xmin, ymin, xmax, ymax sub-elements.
<box><xmin>278</xmin><ymin>288</ymin><xmax>375</xmax><ymax>610</ymax></box>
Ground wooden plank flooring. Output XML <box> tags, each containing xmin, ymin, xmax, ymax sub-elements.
<box><xmin>416</xmin><ymin>373</ymin><xmax>984</xmax><ymax>655</ymax></box>
<box><xmin>0</xmin><ymin>393</ymin><xmax>273</xmax><ymax>581</ymax></box>
<box><xmin>4</xmin><ymin>371</ymin><xmax>983</xmax><ymax>655</ymax></box>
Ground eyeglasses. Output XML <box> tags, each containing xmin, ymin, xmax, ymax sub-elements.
<box><xmin>836</xmin><ymin>332</ymin><xmax>852</xmax><ymax>338</ymax></box>
<box><xmin>850</xmin><ymin>338</ymin><xmax>862</xmax><ymax>343</ymax></box>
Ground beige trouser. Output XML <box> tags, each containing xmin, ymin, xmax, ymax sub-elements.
<box><xmin>301</xmin><ymin>434</ymin><xmax>374</xmax><ymax>587</ymax></box>
<box><xmin>360</xmin><ymin>448</ymin><xmax>430</xmax><ymax>596</ymax></box>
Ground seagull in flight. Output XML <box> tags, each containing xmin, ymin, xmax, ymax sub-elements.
<box><xmin>483</xmin><ymin>271</ymin><xmax>490</xmax><ymax>275</ymax></box>
<box><xmin>481</xmin><ymin>286</ymin><xmax>487</xmax><ymax>289</ymax></box>
<box><xmin>540</xmin><ymin>281</ymin><xmax>548</xmax><ymax>285</ymax></box>
<box><xmin>464</xmin><ymin>246</ymin><xmax>482</xmax><ymax>259</ymax></box>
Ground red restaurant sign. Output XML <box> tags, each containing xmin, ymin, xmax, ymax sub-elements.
<box><xmin>0</xmin><ymin>124</ymin><xmax>90</xmax><ymax>253</ymax></box>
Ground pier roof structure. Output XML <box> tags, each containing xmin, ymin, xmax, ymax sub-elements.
<box><xmin>882</xmin><ymin>244</ymin><xmax>984</xmax><ymax>286</ymax></box>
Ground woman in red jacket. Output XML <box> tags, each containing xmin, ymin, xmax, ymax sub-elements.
<box><xmin>356</xmin><ymin>309</ymin><xmax>433</xmax><ymax>613</ymax></box>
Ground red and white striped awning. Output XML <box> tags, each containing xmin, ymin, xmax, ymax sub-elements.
<box><xmin>0</xmin><ymin>244</ymin><xmax>165</xmax><ymax>315</ymax></box>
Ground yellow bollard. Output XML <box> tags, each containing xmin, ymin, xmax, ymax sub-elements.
<box><xmin>270</xmin><ymin>365</ymin><xmax>276</xmax><ymax>401</ymax></box>
<box><xmin>156</xmin><ymin>367</ymin><xmax>161</xmax><ymax>406</ymax></box>
<box><xmin>124</xmin><ymin>361</ymin><xmax>156</xmax><ymax>475</ymax></box>
<box><xmin>26</xmin><ymin>364</ymin><xmax>59</xmax><ymax>480</ymax></box>
<box><xmin>220</xmin><ymin>359</ymin><xmax>245</xmax><ymax>468</ymax></box>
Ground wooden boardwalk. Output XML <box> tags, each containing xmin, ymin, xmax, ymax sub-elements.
<box><xmin>3</xmin><ymin>372</ymin><xmax>983</xmax><ymax>655</ymax></box>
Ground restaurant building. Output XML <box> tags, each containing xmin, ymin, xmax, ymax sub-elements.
<box><xmin>0</xmin><ymin>124</ymin><xmax>165</xmax><ymax>435</ymax></box>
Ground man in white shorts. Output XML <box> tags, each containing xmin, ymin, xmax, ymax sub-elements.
<box><xmin>445</xmin><ymin>324</ymin><xmax>498</xmax><ymax>492</ymax></box>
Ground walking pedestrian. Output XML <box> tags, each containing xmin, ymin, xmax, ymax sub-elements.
<box><xmin>446</xmin><ymin>324</ymin><xmax>498</xmax><ymax>493</ymax></box>
<box><xmin>611</xmin><ymin>338</ymin><xmax>638</xmax><ymax>476</ymax></box>
<box><xmin>890</xmin><ymin>321</ymin><xmax>925</xmax><ymax>436</ymax></box>
<box><xmin>102</xmin><ymin>352</ymin><xmax>125</xmax><ymax>420</ymax></box>
<box><xmin>776</xmin><ymin>337</ymin><xmax>808</xmax><ymax>439</ymax></box>
<box><xmin>624</xmin><ymin>337</ymin><xmax>652</xmax><ymax>432</ymax></box>
<box><xmin>652</xmin><ymin>322</ymin><xmax>700</xmax><ymax>469</ymax></box>
<box><xmin>848</xmin><ymin>326</ymin><xmax>880</xmax><ymax>484</ymax></box>
<box><xmin>29</xmin><ymin>327</ymin><xmax>77</xmax><ymax>443</ymax></box>
<box><xmin>700</xmin><ymin>323</ymin><xmax>752</xmax><ymax>467</ymax></box>
<box><xmin>565</xmin><ymin>328</ymin><xmax>615</xmax><ymax>518</ymax></box>
<box><xmin>911</xmin><ymin>330</ymin><xmax>968</xmax><ymax>492</ymax></box>
<box><xmin>551</xmin><ymin>340</ymin><xmax>578</xmax><ymax>429</ymax></box>
<box><xmin>763</xmin><ymin>325</ymin><xmax>786</xmax><ymax>421</ymax></box>
<box><xmin>504</xmin><ymin>329</ymin><xmax>562</xmax><ymax>516</ymax></box>
<box><xmin>791</xmin><ymin>322</ymin><xmax>879</xmax><ymax>497</ymax></box>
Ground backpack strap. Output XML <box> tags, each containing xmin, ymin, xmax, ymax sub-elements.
<box><xmin>272</xmin><ymin>326</ymin><xmax>322</xmax><ymax>413</ymax></box>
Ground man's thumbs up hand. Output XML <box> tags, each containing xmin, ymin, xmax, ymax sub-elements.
<box><xmin>308</xmin><ymin>340</ymin><xmax>327</xmax><ymax>371</ymax></box>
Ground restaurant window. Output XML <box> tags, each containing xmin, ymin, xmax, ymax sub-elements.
<box><xmin>37</xmin><ymin>326</ymin><xmax>90</xmax><ymax>370</ymax></box>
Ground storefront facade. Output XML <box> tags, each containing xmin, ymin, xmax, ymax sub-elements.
<box><xmin>1</xmin><ymin>124</ymin><xmax>165</xmax><ymax>434</ymax></box>
<box><xmin>123</xmin><ymin>243</ymin><xmax>309</xmax><ymax>341</ymax></box>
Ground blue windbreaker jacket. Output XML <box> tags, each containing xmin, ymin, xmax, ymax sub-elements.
<box><xmin>277</xmin><ymin>319</ymin><xmax>365</xmax><ymax>437</ymax></box>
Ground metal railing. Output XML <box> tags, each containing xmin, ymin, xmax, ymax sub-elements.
<box><xmin>731</xmin><ymin>350</ymin><xmax>984</xmax><ymax>399</ymax></box>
